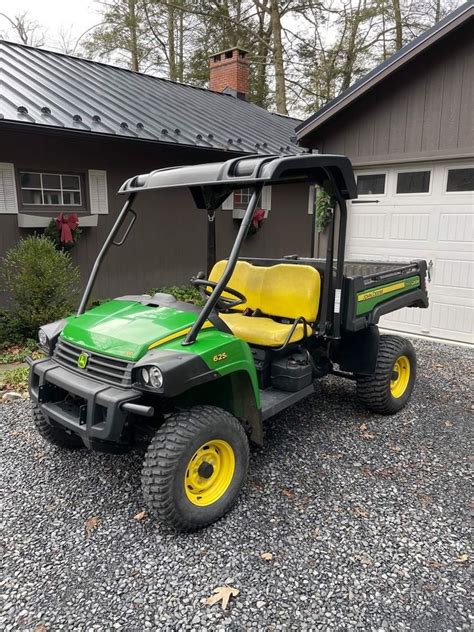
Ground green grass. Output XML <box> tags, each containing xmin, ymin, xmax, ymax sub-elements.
<box><xmin>0</xmin><ymin>339</ymin><xmax>40</xmax><ymax>365</ymax></box>
<box><xmin>0</xmin><ymin>366</ymin><xmax>29</xmax><ymax>393</ymax></box>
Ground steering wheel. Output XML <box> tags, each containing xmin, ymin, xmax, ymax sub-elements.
<box><xmin>191</xmin><ymin>278</ymin><xmax>247</xmax><ymax>310</ymax></box>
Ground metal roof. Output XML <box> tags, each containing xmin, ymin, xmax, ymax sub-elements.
<box><xmin>296</xmin><ymin>0</ymin><xmax>474</xmax><ymax>140</ymax></box>
<box><xmin>0</xmin><ymin>40</ymin><xmax>303</xmax><ymax>155</ymax></box>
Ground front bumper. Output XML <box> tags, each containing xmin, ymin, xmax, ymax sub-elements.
<box><xmin>29</xmin><ymin>357</ymin><xmax>142</xmax><ymax>449</ymax></box>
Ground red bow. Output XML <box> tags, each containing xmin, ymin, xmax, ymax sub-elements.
<box><xmin>56</xmin><ymin>212</ymin><xmax>79</xmax><ymax>243</ymax></box>
<box><xmin>252</xmin><ymin>208</ymin><xmax>266</xmax><ymax>229</ymax></box>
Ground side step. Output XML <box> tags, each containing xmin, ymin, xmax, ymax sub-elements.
<box><xmin>260</xmin><ymin>383</ymin><xmax>315</xmax><ymax>420</ymax></box>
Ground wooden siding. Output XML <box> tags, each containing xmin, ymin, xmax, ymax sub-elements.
<box><xmin>0</xmin><ymin>128</ymin><xmax>313</xmax><ymax>307</ymax></box>
<box><xmin>308</xmin><ymin>22</ymin><xmax>473</xmax><ymax>165</ymax></box>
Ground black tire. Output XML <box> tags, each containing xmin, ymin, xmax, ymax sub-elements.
<box><xmin>356</xmin><ymin>335</ymin><xmax>416</xmax><ymax>415</ymax></box>
<box><xmin>32</xmin><ymin>405</ymin><xmax>84</xmax><ymax>449</ymax></box>
<box><xmin>142</xmin><ymin>405</ymin><xmax>249</xmax><ymax>531</ymax></box>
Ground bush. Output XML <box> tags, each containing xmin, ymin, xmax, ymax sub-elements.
<box><xmin>148</xmin><ymin>285</ymin><xmax>204</xmax><ymax>305</ymax></box>
<box><xmin>0</xmin><ymin>309</ymin><xmax>24</xmax><ymax>346</ymax></box>
<box><xmin>1</xmin><ymin>236</ymin><xmax>80</xmax><ymax>339</ymax></box>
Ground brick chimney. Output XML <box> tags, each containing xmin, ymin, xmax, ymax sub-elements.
<box><xmin>209</xmin><ymin>47</ymin><xmax>249</xmax><ymax>100</ymax></box>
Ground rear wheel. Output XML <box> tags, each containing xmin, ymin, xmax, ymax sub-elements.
<box><xmin>356</xmin><ymin>335</ymin><xmax>416</xmax><ymax>414</ymax></box>
<box><xmin>142</xmin><ymin>405</ymin><xmax>249</xmax><ymax>531</ymax></box>
<box><xmin>32</xmin><ymin>405</ymin><xmax>84</xmax><ymax>449</ymax></box>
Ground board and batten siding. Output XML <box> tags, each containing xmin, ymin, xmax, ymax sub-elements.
<box><xmin>311</xmin><ymin>21</ymin><xmax>473</xmax><ymax>166</ymax></box>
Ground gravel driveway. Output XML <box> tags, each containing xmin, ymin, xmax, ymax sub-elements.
<box><xmin>1</xmin><ymin>338</ymin><xmax>472</xmax><ymax>631</ymax></box>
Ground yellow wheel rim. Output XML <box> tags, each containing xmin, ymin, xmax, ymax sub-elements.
<box><xmin>185</xmin><ymin>440</ymin><xmax>235</xmax><ymax>507</ymax></box>
<box><xmin>390</xmin><ymin>355</ymin><xmax>411</xmax><ymax>398</ymax></box>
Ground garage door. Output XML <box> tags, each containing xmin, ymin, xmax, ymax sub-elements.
<box><xmin>347</xmin><ymin>160</ymin><xmax>473</xmax><ymax>344</ymax></box>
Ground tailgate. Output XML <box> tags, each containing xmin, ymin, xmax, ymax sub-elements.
<box><xmin>343</xmin><ymin>260</ymin><xmax>429</xmax><ymax>332</ymax></box>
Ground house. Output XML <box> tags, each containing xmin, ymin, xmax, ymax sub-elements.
<box><xmin>297</xmin><ymin>1</ymin><xmax>474</xmax><ymax>344</ymax></box>
<box><xmin>0</xmin><ymin>43</ymin><xmax>312</xmax><ymax>305</ymax></box>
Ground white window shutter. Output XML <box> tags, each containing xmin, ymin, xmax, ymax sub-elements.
<box><xmin>88</xmin><ymin>169</ymin><xmax>108</xmax><ymax>214</ymax></box>
<box><xmin>261</xmin><ymin>185</ymin><xmax>272</xmax><ymax>210</ymax></box>
<box><xmin>222</xmin><ymin>191</ymin><xmax>234</xmax><ymax>210</ymax></box>
<box><xmin>0</xmin><ymin>163</ymin><xmax>19</xmax><ymax>214</ymax></box>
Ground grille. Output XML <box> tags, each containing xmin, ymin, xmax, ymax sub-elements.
<box><xmin>54</xmin><ymin>338</ymin><xmax>134</xmax><ymax>388</ymax></box>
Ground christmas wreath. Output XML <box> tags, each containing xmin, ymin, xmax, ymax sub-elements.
<box><xmin>44</xmin><ymin>212</ymin><xmax>81</xmax><ymax>251</ymax></box>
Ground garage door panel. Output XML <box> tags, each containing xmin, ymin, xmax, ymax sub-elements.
<box><xmin>438</xmin><ymin>212</ymin><xmax>473</xmax><ymax>242</ymax></box>
<box><xmin>430</xmin><ymin>301</ymin><xmax>473</xmax><ymax>341</ymax></box>
<box><xmin>433</xmin><ymin>259</ymin><xmax>473</xmax><ymax>290</ymax></box>
<box><xmin>350</xmin><ymin>213</ymin><xmax>386</xmax><ymax>239</ymax></box>
<box><xmin>389</xmin><ymin>213</ymin><xmax>430</xmax><ymax>240</ymax></box>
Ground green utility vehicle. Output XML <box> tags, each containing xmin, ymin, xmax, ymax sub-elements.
<box><xmin>29</xmin><ymin>154</ymin><xmax>429</xmax><ymax>530</ymax></box>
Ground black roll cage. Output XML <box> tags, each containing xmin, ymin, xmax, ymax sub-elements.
<box><xmin>77</xmin><ymin>153</ymin><xmax>357</xmax><ymax>345</ymax></box>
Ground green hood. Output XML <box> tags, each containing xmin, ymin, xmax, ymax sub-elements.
<box><xmin>61</xmin><ymin>300</ymin><xmax>205</xmax><ymax>361</ymax></box>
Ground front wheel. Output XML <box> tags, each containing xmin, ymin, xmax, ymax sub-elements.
<box><xmin>33</xmin><ymin>405</ymin><xmax>84</xmax><ymax>449</ymax></box>
<box><xmin>142</xmin><ymin>405</ymin><xmax>249</xmax><ymax>531</ymax></box>
<box><xmin>356</xmin><ymin>335</ymin><xmax>416</xmax><ymax>414</ymax></box>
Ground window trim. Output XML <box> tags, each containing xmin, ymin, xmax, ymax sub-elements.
<box><xmin>355</xmin><ymin>170</ymin><xmax>387</xmax><ymax>198</ymax></box>
<box><xmin>395</xmin><ymin>168</ymin><xmax>432</xmax><ymax>196</ymax></box>
<box><xmin>16</xmin><ymin>168</ymin><xmax>89</xmax><ymax>213</ymax></box>
<box><xmin>443</xmin><ymin>163</ymin><xmax>474</xmax><ymax>195</ymax></box>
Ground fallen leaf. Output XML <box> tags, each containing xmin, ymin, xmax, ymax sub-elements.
<box><xmin>360</xmin><ymin>432</ymin><xmax>375</xmax><ymax>440</ymax></box>
<box><xmin>360</xmin><ymin>466</ymin><xmax>374</xmax><ymax>477</ymax></box>
<box><xmin>34</xmin><ymin>625</ymin><xmax>47</xmax><ymax>632</ymax></box>
<box><xmin>205</xmin><ymin>585</ymin><xmax>240</xmax><ymax>610</ymax></box>
<box><xmin>359</xmin><ymin>423</ymin><xmax>367</xmax><ymax>432</ymax></box>
<box><xmin>260</xmin><ymin>552</ymin><xmax>273</xmax><ymax>561</ymax></box>
<box><xmin>133</xmin><ymin>511</ymin><xmax>147</xmax><ymax>521</ymax></box>
<box><xmin>354</xmin><ymin>553</ymin><xmax>373</xmax><ymax>566</ymax></box>
<box><xmin>444</xmin><ymin>420</ymin><xmax>453</xmax><ymax>428</ymax></box>
<box><xmin>419</xmin><ymin>494</ymin><xmax>433</xmax><ymax>508</ymax></box>
<box><xmin>323</xmin><ymin>452</ymin><xmax>344</xmax><ymax>460</ymax></box>
<box><xmin>426</xmin><ymin>559</ymin><xmax>443</xmax><ymax>569</ymax></box>
<box><xmin>375</xmin><ymin>467</ymin><xmax>396</xmax><ymax>478</ymax></box>
<box><xmin>282</xmin><ymin>489</ymin><xmax>293</xmax><ymax>498</ymax></box>
<box><xmin>435</xmin><ymin>363</ymin><xmax>444</xmax><ymax>368</ymax></box>
<box><xmin>353</xmin><ymin>505</ymin><xmax>370</xmax><ymax>518</ymax></box>
<box><xmin>456</xmin><ymin>554</ymin><xmax>469</xmax><ymax>564</ymax></box>
<box><xmin>84</xmin><ymin>516</ymin><xmax>100</xmax><ymax>536</ymax></box>
<box><xmin>389</xmin><ymin>444</ymin><xmax>402</xmax><ymax>453</ymax></box>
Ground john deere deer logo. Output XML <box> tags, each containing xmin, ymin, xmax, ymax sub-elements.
<box><xmin>77</xmin><ymin>352</ymin><xmax>89</xmax><ymax>369</ymax></box>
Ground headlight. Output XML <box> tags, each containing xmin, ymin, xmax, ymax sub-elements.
<box><xmin>38</xmin><ymin>328</ymin><xmax>48</xmax><ymax>348</ymax></box>
<box><xmin>141</xmin><ymin>367</ymin><xmax>150</xmax><ymax>385</ymax></box>
<box><xmin>149</xmin><ymin>366</ymin><xmax>163</xmax><ymax>389</ymax></box>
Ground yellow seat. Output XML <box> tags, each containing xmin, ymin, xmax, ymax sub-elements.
<box><xmin>209</xmin><ymin>260</ymin><xmax>321</xmax><ymax>347</ymax></box>
<box><xmin>219</xmin><ymin>312</ymin><xmax>312</xmax><ymax>346</ymax></box>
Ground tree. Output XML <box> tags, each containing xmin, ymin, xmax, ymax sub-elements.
<box><xmin>0</xmin><ymin>11</ymin><xmax>45</xmax><ymax>46</ymax></box>
<box><xmin>84</xmin><ymin>0</ymin><xmax>155</xmax><ymax>72</ymax></box>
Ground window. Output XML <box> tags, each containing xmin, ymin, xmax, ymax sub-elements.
<box><xmin>357</xmin><ymin>173</ymin><xmax>385</xmax><ymax>195</ymax></box>
<box><xmin>20</xmin><ymin>171</ymin><xmax>83</xmax><ymax>207</ymax></box>
<box><xmin>233</xmin><ymin>188</ymin><xmax>253</xmax><ymax>210</ymax></box>
<box><xmin>396</xmin><ymin>171</ymin><xmax>430</xmax><ymax>194</ymax></box>
<box><xmin>446</xmin><ymin>168</ymin><xmax>474</xmax><ymax>192</ymax></box>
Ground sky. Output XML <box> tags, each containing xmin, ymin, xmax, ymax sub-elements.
<box><xmin>0</xmin><ymin>0</ymin><xmax>100</xmax><ymax>51</ymax></box>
